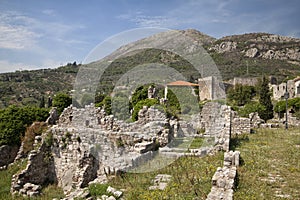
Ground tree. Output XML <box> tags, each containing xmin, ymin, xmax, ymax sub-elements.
<box><xmin>95</xmin><ymin>96</ymin><xmax>112</xmax><ymax>115</ymax></box>
<box><xmin>0</xmin><ymin>106</ymin><xmax>49</xmax><ymax>146</ymax></box>
<box><xmin>227</xmin><ymin>84</ymin><xmax>256</xmax><ymax>106</ymax></box>
<box><xmin>52</xmin><ymin>93</ymin><xmax>72</xmax><ymax>114</ymax></box>
<box><xmin>258</xmin><ymin>76</ymin><xmax>273</xmax><ymax>121</ymax></box>
<box><xmin>39</xmin><ymin>96</ymin><xmax>45</xmax><ymax>108</ymax></box>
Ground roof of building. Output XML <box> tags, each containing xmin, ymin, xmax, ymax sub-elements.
<box><xmin>294</xmin><ymin>77</ymin><xmax>300</xmax><ymax>82</ymax></box>
<box><xmin>167</xmin><ymin>80</ymin><xmax>199</xmax><ymax>86</ymax></box>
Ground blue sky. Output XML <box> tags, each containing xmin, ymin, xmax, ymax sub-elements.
<box><xmin>0</xmin><ymin>0</ymin><xmax>299</xmax><ymax>73</ymax></box>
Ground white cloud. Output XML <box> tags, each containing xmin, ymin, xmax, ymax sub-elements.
<box><xmin>0</xmin><ymin>11</ymin><xmax>86</xmax><ymax>50</ymax></box>
<box><xmin>0</xmin><ymin>12</ymin><xmax>40</xmax><ymax>49</ymax></box>
<box><xmin>0</xmin><ymin>10</ymin><xmax>87</xmax><ymax>72</ymax></box>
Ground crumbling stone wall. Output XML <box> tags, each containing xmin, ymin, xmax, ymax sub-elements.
<box><xmin>232</xmin><ymin>117</ymin><xmax>251</xmax><ymax>135</ymax></box>
<box><xmin>0</xmin><ymin>145</ymin><xmax>19</xmax><ymax>168</ymax></box>
<box><xmin>11</xmin><ymin>135</ymin><xmax>57</xmax><ymax>197</ymax></box>
<box><xmin>50</xmin><ymin>104</ymin><xmax>174</xmax><ymax>193</ymax></box>
<box><xmin>206</xmin><ymin>151</ymin><xmax>240</xmax><ymax>200</ymax></box>
<box><xmin>198</xmin><ymin>76</ymin><xmax>226</xmax><ymax>101</ymax></box>
<box><xmin>195</xmin><ymin>102</ymin><xmax>231</xmax><ymax>152</ymax></box>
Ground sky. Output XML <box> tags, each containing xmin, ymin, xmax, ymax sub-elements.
<box><xmin>0</xmin><ymin>0</ymin><xmax>299</xmax><ymax>73</ymax></box>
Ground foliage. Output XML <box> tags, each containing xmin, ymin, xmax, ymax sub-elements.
<box><xmin>274</xmin><ymin>97</ymin><xmax>300</xmax><ymax>119</ymax></box>
<box><xmin>0</xmin><ymin>65</ymin><xmax>79</xmax><ymax>108</ymax></box>
<box><xmin>258</xmin><ymin>76</ymin><xmax>273</xmax><ymax>121</ymax></box>
<box><xmin>96</xmin><ymin>96</ymin><xmax>112</xmax><ymax>115</ymax></box>
<box><xmin>80</xmin><ymin>93</ymin><xmax>94</xmax><ymax>106</ymax></box>
<box><xmin>116</xmin><ymin>137</ymin><xmax>124</xmax><ymax>148</ymax></box>
<box><xmin>227</xmin><ymin>84</ymin><xmax>256</xmax><ymax>106</ymax></box>
<box><xmin>273</xmin><ymin>100</ymin><xmax>287</xmax><ymax>113</ymax></box>
<box><xmin>132</xmin><ymin>99</ymin><xmax>159</xmax><ymax>121</ymax></box>
<box><xmin>95</xmin><ymin>94</ymin><xmax>106</xmax><ymax>104</ymax></box>
<box><xmin>45</xmin><ymin>132</ymin><xmax>54</xmax><ymax>147</ymax></box>
<box><xmin>0</xmin><ymin>160</ymin><xmax>28</xmax><ymax>200</ymax></box>
<box><xmin>52</xmin><ymin>92</ymin><xmax>72</xmax><ymax>114</ymax></box>
<box><xmin>0</xmin><ymin>106</ymin><xmax>49</xmax><ymax>146</ymax></box>
<box><xmin>238</xmin><ymin>101</ymin><xmax>266</xmax><ymax>118</ymax></box>
<box><xmin>39</xmin><ymin>96</ymin><xmax>45</xmax><ymax>108</ymax></box>
<box><xmin>189</xmin><ymin>137</ymin><xmax>204</xmax><ymax>149</ymax></box>
<box><xmin>130</xmin><ymin>85</ymin><xmax>150</xmax><ymax>107</ymax></box>
<box><xmin>88</xmin><ymin>183</ymin><xmax>110</xmax><ymax>197</ymax></box>
<box><xmin>164</xmin><ymin>88</ymin><xmax>181</xmax><ymax>117</ymax></box>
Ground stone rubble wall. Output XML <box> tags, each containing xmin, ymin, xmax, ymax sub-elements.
<box><xmin>50</xmin><ymin>104</ymin><xmax>174</xmax><ymax>193</ymax></box>
<box><xmin>195</xmin><ymin>102</ymin><xmax>231</xmax><ymax>152</ymax></box>
<box><xmin>11</xmin><ymin>135</ymin><xmax>57</xmax><ymax>197</ymax></box>
<box><xmin>0</xmin><ymin>145</ymin><xmax>19</xmax><ymax>168</ymax></box>
<box><xmin>232</xmin><ymin>117</ymin><xmax>251</xmax><ymax>135</ymax></box>
<box><xmin>206</xmin><ymin>150</ymin><xmax>240</xmax><ymax>200</ymax></box>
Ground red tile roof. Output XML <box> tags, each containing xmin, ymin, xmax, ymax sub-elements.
<box><xmin>167</xmin><ymin>81</ymin><xmax>199</xmax><ymax>86</ymax></box>
<box><xmin>294</xmin><ymin>77</ymin><xmax>300</xmax><ymax>82</ymax></box>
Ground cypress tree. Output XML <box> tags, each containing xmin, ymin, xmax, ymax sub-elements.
<box><xmin>258</xmin><ymin>76</ymin><xmax>273</xmax><ymax>121</ymax></box>
<box><xmin>39</xmin><ymin>96</ymin><xmax>45</xmax><ymax>108</ymax></box>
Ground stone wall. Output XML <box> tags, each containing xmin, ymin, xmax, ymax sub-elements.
<box><xmin>232</xmin><ymin>117</ymin><xmax>251</xmax><ymax>135</ymax></box>
<box><xmin>206</xmin><ymin>151</ymin><xmax>240</xmax><ymax>200</ymax></box>
<box><xmin>11</xmin><ymin>135</ymin><xmax>57</xmax><ymax>197</ymax></box>
<box><xmin>198</xmin><ymin>76</ymin><xmax>226</xmax><ymax>101</ymax></box>
<box><xmin>49</xmin><ymin>104</ymin><xmax>175</xmax><ymax>193</ymax></box>
<box><xmin>197</xmin><ymin>102</ymin><xmax>231</xmax><ymax>152</ymax></box>
<box><xmin>0</xmin><ymin>145</ymin><xmax>19</xmax><ymax>168</ymax></box>
<box><xmin>231</xmin><ymin>77</ymin><xmax>258</xmax><ymax>87</ymax></box>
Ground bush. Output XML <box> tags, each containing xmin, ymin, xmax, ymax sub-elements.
<box><xmin>274</xmin><ymin>97</ymin><xmax>300</xmax><ymax>114</ymax></box>
<box><xmin>227</xmin><ymin>84</ymin><xmax>256</xmax><ymax>106</ymax></box>
<box><xmin>238</xmin><ymin>102</ymin><xmax>266</xmax><ymax>118</ymax></box>
<box><xmin>96</xmin><ymin>96</ymin><xmax>112</xmax><ymax>115</ymax></box>
<box><xmin>52</xmin><ymin>93</ymin><xmax>72</xmax><ymax>114</ymax></box>
<box><xmin>132</xmin><ymin>99</ymin><xmax>159</xmax><ymax>121</ymax></box>
<box><xmin>0</xmin><ymin>106</ymin><xmax>49</xmax><ymax>146</ymax></box>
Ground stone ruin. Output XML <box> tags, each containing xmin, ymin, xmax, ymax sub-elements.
<box><xmin>8</xmin><ymin>101</ymin><xmax>256</xmax><ymax>199</ymax></box>
<box><xmin>8</xmin><ymin>103</ymin><xmax>234</xmax><ymax>196</ymax></box>
<box><xmin>206</xmin><ymin>150</ymin><xmax>240</xmax><ymax>200</ymax></box>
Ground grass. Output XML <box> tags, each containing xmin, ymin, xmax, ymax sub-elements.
<box><xmin>0</xmin><ymin>159</ymin><xmax>65</xmax><ymax>200</ymax></box>
<box><xmin>108</xmin><ymin>152</ymin><xmax>224</xmax><ymax>199</ymax></box>
<box><xmin>232</xmin><ymin>128</ymin><xmax>300</xmax><ymax>199</ymax></box>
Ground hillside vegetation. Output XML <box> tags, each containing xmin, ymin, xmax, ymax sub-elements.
<box><xmin>0</xmin><ymin>29</ymin><xmax>300</xmax><ymax>107</ymax></box>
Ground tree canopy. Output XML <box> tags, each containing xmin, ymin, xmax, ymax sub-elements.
<box><xmin>52</xmin><ymin>93</ymin><xmax>72</xmax><ymax>114</ymax></box>
<box><xmin>0</xmin><ymin>106</ymin><xmax>49</xmax><ymax>146</ymax></box>
<box><xmin>258</xmin><ymin>76</ymin><xmax>273</xmax><ymax>121</ymax></box>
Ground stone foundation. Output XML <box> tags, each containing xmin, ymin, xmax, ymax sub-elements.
<box><xmin>206</xmin><ymin>151</ymin><xmax>240</xmax><ymax>200</ymax></box>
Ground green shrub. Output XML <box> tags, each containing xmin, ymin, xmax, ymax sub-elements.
<box><xmin>89</xmin><ymin>183</ymin><xmax>109</xmax><ymax>197</ymax></box>
<box><xmin>132</xmin><ymin>99</ymin><xmax>159</xmax><ymax>121</ymax></box>
<box><xmin>0</xmin><ymin>106</ymin><xmax>49</xmax><ymax>146</ymax></box>
<box><xmin>238</xmin><ymin>102</ymin><xmax>266</xmax><ymax>118</ymax></box>
<box><xmin>52</xmin><ymin>92</ymin><xmax>72</xmax><ymax>114</ymax></box>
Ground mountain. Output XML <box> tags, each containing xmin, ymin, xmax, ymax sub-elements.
<box><xmin>0</xmin><ymin>29</ymin><xmax>299</xmax><ymax>108</ymax></box>
<box><xmin>206</xmin><ymin>32</ymin><xmax>300</xmax><ymax>80</ymax></box>
<box><xmin>0</xmin><ymin>64</ymin><xmax>79</xmax><ymax>108</ymax></box>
